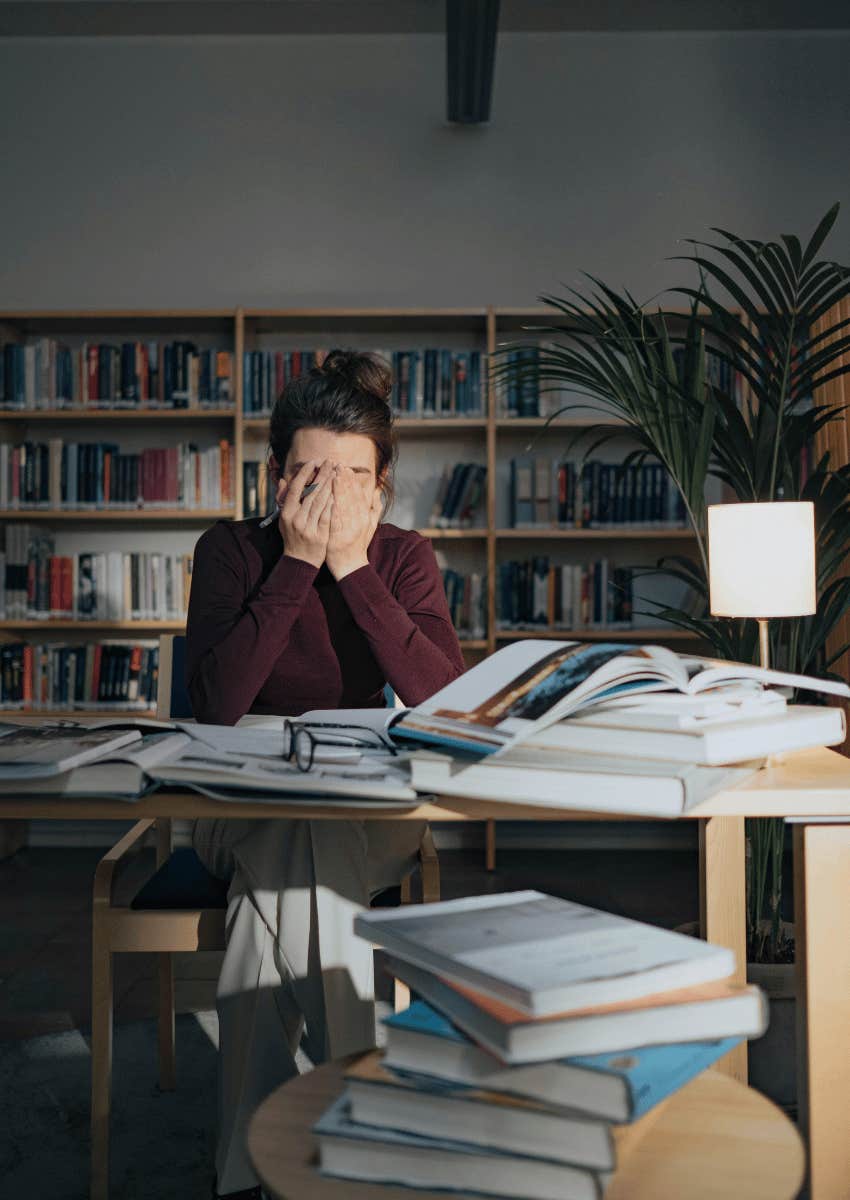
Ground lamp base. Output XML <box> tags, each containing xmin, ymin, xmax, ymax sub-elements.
<box><xmin>757</xmin><ymin>618</ymin><xmax>770</xmax><ymax>671</ymax></box>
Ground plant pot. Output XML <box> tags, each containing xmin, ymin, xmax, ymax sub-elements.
<box><xmin>746</xmin><ymin>958</ymin><xmax>797</xmax><ymax>1111</ymax></box>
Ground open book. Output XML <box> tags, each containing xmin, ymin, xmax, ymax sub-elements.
<box><xmin>391</xmin><ymin>639</ymin><xmax>850</xmax><ymax>756</ymax></box>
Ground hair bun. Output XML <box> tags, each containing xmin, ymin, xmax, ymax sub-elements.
<box><xmin>320</xmin><ymin>349</ymin><xmax>392</xmax><ymax>406</ymax></box>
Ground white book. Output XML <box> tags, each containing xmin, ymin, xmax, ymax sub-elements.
<box><xmin>408</xmin><ymin>747</ymin><xmax>759</xmax><ymax>817</ymax></box>
<box><xmin>355</xmin><ymin>890</ymin><xmax>735</xmax><ymax>1018</ymax></box>
<box><xmin>315</xmin><ymin>1094</ymin><xmax>608</xmax><ymax>1200</ymax></box>
<box><xmin>343</xmin><ymin>1054</ymin><xmax>655</xmax><ymax>1173</ymax></box>
<box><xmin>389</xmin><ymin>958</ymin><xmax>767</xmax><ymax>1065</ymax></box>
<box><xmin>531</xmin><ymin>704</ymin><xmax>846</xmax><ymax>766</ymax></box>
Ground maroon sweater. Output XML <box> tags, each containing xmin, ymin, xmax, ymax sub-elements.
<box><xmin>185</xmin><ymin>518</ymin><xmax>466</xmax><ymax>725</ymax></box>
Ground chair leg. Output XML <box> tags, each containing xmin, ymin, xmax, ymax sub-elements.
<box><xmin>399</xmin><ymin>872</ymin><xmax>412</xmax><ymax>904</ymax></box>
<box><xmin>419</xmin><ymin>826</ymin><xmax>441</xmax><ymax>904</ymax></box>
<box><xmin>158</xmin><ymin>953</ymin><xmax>176</xmax><ymax>1092</ymax></box>
<box><xmin>90</xmin><ymin>916</ymin><xmax>113</xmax><ymax>1200</ymax></box>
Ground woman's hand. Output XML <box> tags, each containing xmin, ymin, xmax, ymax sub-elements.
<box><xmin>276</xmin><ymin>459</ymin><xmax>334</xmax><ymax>568</ymax></box>
<box><xmin>325</xmin><ymin>467</ymin><xmax>382</xmax><ymax>580</ymax></box>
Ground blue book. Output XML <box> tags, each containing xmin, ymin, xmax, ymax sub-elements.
<box><xmin>383</xmin><ymin>1000</ymin><xmax>740</xmax><ymax>1123</ymax></box>
<box><xmin>314</xmin><ymin>1092</ymin><xmax>608</xmax><ymax>1200</ymax></box>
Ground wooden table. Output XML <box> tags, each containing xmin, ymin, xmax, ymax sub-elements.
<box><xmin>246</xmin><ymin>1057</ymin><xmax>806</xmax><ymax>1200</ymax></box>
<box><xmin>3</xmin><ymin>745</ymin><xmax>849</xmax><ymax>1196</ymax></box>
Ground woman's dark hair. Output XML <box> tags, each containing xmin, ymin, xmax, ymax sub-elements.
<box><xmin>268</xmin><ymin>349</ymin><xmax>397</xmax><ymax>506</ymax></box>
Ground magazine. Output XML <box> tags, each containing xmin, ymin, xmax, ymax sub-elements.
<box><xmin>391</xmin><ymin>639</ymin><xmax>850</xmax><ymax>756</ymax></box>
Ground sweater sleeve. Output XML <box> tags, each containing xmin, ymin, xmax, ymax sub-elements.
<box><xmin>336</xmin><ymin>534</ymin><xmax>465</xmax><ymax>706</ymax></box>
<box><xmin>185</xmin><ymin>523</ymin><xmax>317</xmax><ymax>725</ymax></box>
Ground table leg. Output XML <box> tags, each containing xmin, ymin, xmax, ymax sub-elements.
<box><xmin>698</xmin><ymin>816</ymin><xmax>748</xmax><ymax>1083</ymax></box>
<box><xmin>793</xmin><ymin>822</ymin><xmax>850</xmax><ymax>1200</ymax></box>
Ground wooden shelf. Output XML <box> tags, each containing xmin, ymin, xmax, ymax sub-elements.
<box><xmin>0</xmin><ymin>708</ymin><xmax>157</xmax><ymax>719</ymax></box>
<box><xmin>495</xmin><ymin>628</ymin><xmax>702</xmax><ymax>642</ymax></box>
<box><xmin>242</xmin><ymin>416</ymin><xmax>488</xmax><ymax>435</ymax></box>
<box><xmin>0</xmin><ymin>509</ymin><xmax>235</xmax><ymax>521</ymax></box>
<box><xmin>495</xmin><ymin>416</ymin><xmax>626</xmax><ymax>429</ymax></box>
<box><xmin>496</xmin><ymin>527</ymin><xmax>695</xmax><ymax>540</ymax></box>
<box><xmin>0</xmin><ymin>408</ymin><xmax>235</xmax><ymax>421</ymax></box>
<box><xmin>458</xmin><ymin>639</ymin><xmax>488</xmax><ymax>650</ymax></box>
<box><xmin>0</xmin><ymin>620</ymin><xmax>185</xmax><ymax>632</ymax></box>
<box><xmin>416</xmin><ymin>528</ymin><xmax>488</xmax><ymax>539</ymax></box>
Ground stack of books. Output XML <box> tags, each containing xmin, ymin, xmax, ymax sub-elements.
<box><xmin>313</xmin><ymin>892</ymin><xmax>767</xmax><ymax>1198</ymax></box>
<box><xmin>390</xmin><ymin>639</ymin><xmax>850</xmax><ymax>816</ymax></box>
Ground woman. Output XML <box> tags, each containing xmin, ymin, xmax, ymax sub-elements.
<box><xmin>186</xmin><ymin>350</ymin><xmax>465</xmax><ymax>1199</ymax></box>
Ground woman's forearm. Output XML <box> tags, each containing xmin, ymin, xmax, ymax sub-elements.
<box><xmin>337</xmin><ymin>559</ymin><xmax>465</xmax><ymax>706</ymax></box>
<box><xmin>186</xmin><ymin>550</ymin><xmax>317</xmax><ymax>724</ymax></box>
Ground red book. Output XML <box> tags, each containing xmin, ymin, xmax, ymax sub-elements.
<box><xmin>167</xmin><ymin>446</ymin><xmax>178</xmax><ymax>505</ymax></box>
<box><xmin>22</xmin><ymin>645</ymin><xmax>32</xmax><ymax>706</ymax></box>
<box><xmin>61</xmin><ymin>556</ymin><xmax>73</xmax><ymax>616</ymax></box>
<box><xmin>48</xmin><ymin>556</ymin><xmax>61</xmax><ymax>615</ymax></box>
<box><xmin>87</xmin><ymin>345</ymin><xmax>99</xmax><ymax>404</ymax></box>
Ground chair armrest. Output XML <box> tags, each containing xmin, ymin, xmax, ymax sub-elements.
<box><xmin>93</xmin><ymin>818</ymin><xmax>156</xmax><ymax>911</ymax></box>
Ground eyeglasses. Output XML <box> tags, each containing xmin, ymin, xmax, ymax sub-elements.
<box><xmin>282</xmin><ymin>720</ymin><xmax>398</xmax><ymax>773</ymax></box>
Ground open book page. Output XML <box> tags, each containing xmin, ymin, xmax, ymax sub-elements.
<box><xmin>680</xmin><ymin>656</ymin><xmax>850</xmax><ymax>698</ymax></box>
<box><xmin>147</xmin><ymin>742</ymin><xmax>419</xmax><ymax>801</ymax></box>
<box><xmin>394</xmin><ymin>640</ymin><xmax>688</xmax><ymax>754</ymax></box>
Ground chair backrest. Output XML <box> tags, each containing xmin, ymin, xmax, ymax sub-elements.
<box><xmin>157</xmin><ymin>635</ymin><xmax>193</xmax><ymax>720</ymax></box>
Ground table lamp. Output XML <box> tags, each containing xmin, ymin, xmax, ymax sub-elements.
<box><xmin>707</xmin><ymin>501</ymin><xmax>816</xmax><ymax>669</ymax></box>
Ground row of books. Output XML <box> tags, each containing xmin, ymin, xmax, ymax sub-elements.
<box><xmin>442</xmin><ymin>569</ymin><xmax>486</xmax><ymax>641</ymax></box>
<box><xmin>389</xmin><ymin>349</ymin><xmax>485</xmax><ymax>416</ymax></box>
<box><xmin>0</xmin><ymin>340</ymin><xmax>234</xmax><ymax>410</ymax></box>
<box><xmin>313</xmin><ymin>892</ymin><xmax>766</xmax><ymax>1199</ymax></box>
<box><xmin>0</xmin><ymin>640</ymin><xmax>159</xmax><ymax>709</ymax></box>
<box><xmin>0</xmin><ymin>440</ymin><xmax>235</xmax><ymax>510</ymax></box>
<box><xmin>241</xmin><ymin>347</ymin><xmax>486</xmax><ymax>418</ymax></box>
<box><xmin>429</xmin><ymin>462</ymin><xmax>487</xmax><ymax>528</ymax></box>
<box><xmin>498</xmin><ymin>558</ymin><xmax>634</xmax><ymax>630</ymax></box>
<box><xmin>509</xmin><ymin>457</ymin><xmax>688</xmax><ymax>528</ymax></box>
<box><xmin>1</xmin><ymin>528</ymin><xmax>192</xmax><ymax>620</ymax></box>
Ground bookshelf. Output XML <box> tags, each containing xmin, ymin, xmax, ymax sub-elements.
<box><xmin>0</xmin><ymin>306</ymin><xmax>701</xmax><ymax>713</ymax></box>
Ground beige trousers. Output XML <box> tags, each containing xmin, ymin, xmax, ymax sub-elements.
<box><xmin>192</xmin><ymin>816</ymin><xmax>424</xmax><ymax>1194</ymax></box>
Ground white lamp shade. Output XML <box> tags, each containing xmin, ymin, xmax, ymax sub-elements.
<box><xmin>708</xmin><ymin>502</ymin><xmax>816</xmax><ymax>618</ymax></box>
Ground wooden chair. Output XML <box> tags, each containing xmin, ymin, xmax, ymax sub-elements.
<box><xmin>90</xmin><ymin>634</ymin><xmax>439</xmax><ymax>1200</ymax></box>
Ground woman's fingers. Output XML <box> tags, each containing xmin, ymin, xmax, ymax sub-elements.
<box><xmin>299</xmin><ymin>460</ymin><xmax>335</xmax><ymax>519</ymax></box>
<box><xmin>281</xmin><ymin>460</ymin><xmax>317</xmax><ymax>517</ymax></box>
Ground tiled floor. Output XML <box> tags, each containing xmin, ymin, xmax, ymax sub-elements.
<box><xmin>0</xmin><ymin>841</ymin><xmax>700</xmax><ymax>1041</ymax></box>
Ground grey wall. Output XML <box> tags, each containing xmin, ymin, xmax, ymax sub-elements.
<box><xmin>1</xmin><ymin>30</ymin><xmax>848</xmax><ymax>309</ymax></box>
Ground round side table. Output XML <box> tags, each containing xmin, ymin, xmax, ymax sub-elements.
<box><xmin>248</xmin><ymin>1057</ymin><xmax>805</xmax><ymax>1200</ymax></box>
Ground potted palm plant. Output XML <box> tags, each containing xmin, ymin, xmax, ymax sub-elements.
<box><xmin>494</xmin><ymin>205</ymin><xmax>850</xmax><ymax>1106</ymax></box>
